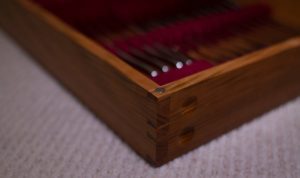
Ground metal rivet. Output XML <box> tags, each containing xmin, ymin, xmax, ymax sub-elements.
<box><xmin>154</xmin><ymin>87</ymin><xmax>165</xmax><ymax>94</ymax></box>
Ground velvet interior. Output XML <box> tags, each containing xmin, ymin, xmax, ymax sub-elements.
<box><xmin>33</xmin><ymin>0</ymin><xmax>270</xmax><ymax>85</ymax></box>
<box><xmin>33</xmin><ymin>0</ymin><xmax>223</xmax><ymax>31</ymax></box>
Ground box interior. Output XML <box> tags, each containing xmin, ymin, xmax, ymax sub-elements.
<box><xmin>32</xmin><ymin>0</ymin><xmax>299</xmax><ymax>86</ymax></box>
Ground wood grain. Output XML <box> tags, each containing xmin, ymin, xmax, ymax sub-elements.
<box><xmin>152</xmin><ymin>37</ymin><xmax>300</xmax><ymax>98</ymax></box>
<box><xmin>1</xmin><ymin>0</ymin><xmax>299</xmax><ymax>166</ymax></box>
<box><xmin>0</xmin><ymin>0</ymin><xmax>162</xmax><ymax>165</ymax></box>
<box><xmin>20</xmin><ymin>0</ymin><xmax>159</xmax><ymax>92</ymax></box>
<box><xmin>155</xmin><ymin>44</ymin><xmax>300</xmax><ymax>163</ymax></box>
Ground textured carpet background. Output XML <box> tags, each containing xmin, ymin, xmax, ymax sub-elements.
<box><xmin>0</xmin><ymin>29</ymin><xmax>300</xmax><ymax>178</ymax></box>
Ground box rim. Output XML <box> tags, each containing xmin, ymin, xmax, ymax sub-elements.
<box><xmin>19</xmin><ymin>0</ymin><xmax>160</xmax><ymax>93</ymax></box>
<box><xmin>151</xmin><ymin>37</ymin><xmax>300</xmax><ymax>100</ymax></box>
<box><xmin>19</xmin><ymin>0</ymin><xmax>300</xmax><ymax>102</ymax></box>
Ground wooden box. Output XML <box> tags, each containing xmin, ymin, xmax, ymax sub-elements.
<box><xmin>1</xmin><ymin>0</ymin><xmax>300</xmax><ymax>166</ymax></box>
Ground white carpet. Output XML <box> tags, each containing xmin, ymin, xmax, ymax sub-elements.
<box><xmin>0</xmin><ymin>29</ymin><xmax>299</xmax><ymax>178</ymax></box>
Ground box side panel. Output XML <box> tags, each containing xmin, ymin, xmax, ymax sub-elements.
<box><xmin>0</xmin><ymin>0</ymin><xmax>160</xmax><ymax>164</ymax></box>
<box><xmin>156</xmin><ymin>40</ymin><xmax>300</xmax><ymax>165</ymax></box>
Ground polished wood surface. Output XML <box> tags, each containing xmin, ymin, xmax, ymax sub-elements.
<box><xmin>153</xmin><ymin>37</ymin><xmax>300</xmax><ymax>98</ymax></box>
<box><xmin>21</xmin><ymin>0</ymin><xmax>159</xmax><ymax>92</ymax></box>
<box><xmin>1</xmin><ymin>0</ymin><xmax>299</xmax><ymax>166</ymax></box>
<box><xmin>0</xmin><ymin>0</ymin><xmax>159</xmax><ymax>164</ymax></box>
<box><xmin>154</xmin><ymin>40</ymin><xmax>300</xmax><ymax>163</ymax></box>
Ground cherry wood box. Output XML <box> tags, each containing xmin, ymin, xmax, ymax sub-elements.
<box><xmin>1</xmin><ymin>0</ymin><xmax>300</xmax><ymax>166</ymax></box>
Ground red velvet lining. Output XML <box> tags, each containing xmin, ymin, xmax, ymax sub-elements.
<box><xmin>33</xmin><ymin>0</ymin><xmax>223</xmax><ymax>30</ymax></box>
<box><xmin>32</xmin><ymin>0</ymin><xmax>270</xmax><ymax>85</ymax></box>
<box><xmin>112</xmin><ymin>4</ymin><xmax>270</xmax><ymax>51</ymax></box>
